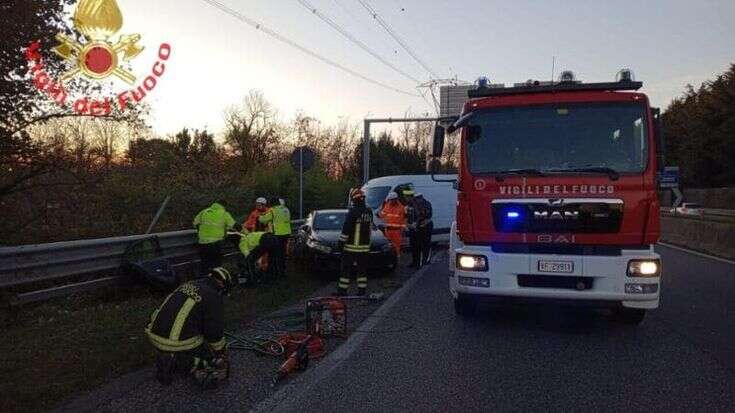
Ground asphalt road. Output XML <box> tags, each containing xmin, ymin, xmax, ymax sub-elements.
<box><xmin>264</xmin><ymin>245</ymin><xmax>735</xmax><ymax>412</ymax></box>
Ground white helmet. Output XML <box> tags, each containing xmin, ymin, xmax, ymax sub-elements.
<box><xmin>386</xmin><ymin>192</ymin><xmax>399</xmax><ymax>201</ymax></box>
<box><xmin>256</xmin><ymin>197</ymin><xmax>267</xmax><ymax>205</ymax></box>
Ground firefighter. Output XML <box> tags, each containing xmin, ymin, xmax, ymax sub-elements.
<box><xmin>244</xmin><ymin>197</ymin><xmax>270</xmax><ymax>233</ymax></box>
<box><xmin>193</xmin><ymin>200</ymin><xmax>236</xmax><ymax>273</ymax></box>
<box><xmin>146</xmin><ymin>267</ymin><xmax>234</xmax><ymax>389</ymax></box>
<box><xmin>403</xmin><ymin>189</ymin><xmax>421</xmax><ymax>268</ymax></box>
<box><xmin>258</xmin><ymin>197</ymin><xmax>292</xmax><ymax>278</ymax></box>
<box><xmin>238</xmin><ymin>230</ymin><xmax>281</xmax><ymax>285</ymax></box>
<box><xmin>378</xmin><ymin>191</ymin><xmax>405</xmax><ymax>258</ymax></box>
<box><xmin>414</xmin><ymin>193</ymin><xmax>434</xmax><ymax>265</ymax></box>
<box><xmin>335</xmin><ymin>188</ymin><xmax>373</xmax><ymax>296</ymax></box>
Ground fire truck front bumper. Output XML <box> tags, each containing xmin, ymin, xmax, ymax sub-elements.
<box><xmin>449</xmin><ymin>245</ymin><xmax>661</xmax><ymax>310</ymax></box>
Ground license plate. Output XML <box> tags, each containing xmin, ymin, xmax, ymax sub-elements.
<box><xmin>538</xmin><ymin>260</ymin><xmax>574</xmax><ymax>273</ymax></box>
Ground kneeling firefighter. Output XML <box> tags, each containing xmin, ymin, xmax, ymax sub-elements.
<box><xmin>237</xmin><ymin>230</ymin><xmax>281</xmax><ymax>285</ymax></box>
<box><xmin>145</xmin><ymin>267</ymin><xmax>234</xmax><ymax>389</ymax></box>
<box><xmin>336</xmin><ymin>188</ymin><xmax>373</xmax><ymax>296</ymax></box>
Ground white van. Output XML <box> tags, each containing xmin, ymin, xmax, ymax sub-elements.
<box><xmin>362</xmin><ymin>174</ymin><xmax>457</xmax><ymax>244</ymax></box>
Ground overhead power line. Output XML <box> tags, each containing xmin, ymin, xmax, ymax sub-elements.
<box><xmin>200</xmin><ymin>0</ymin><xmax>420</xmax><ymax>97</ymax></box>
<box><xmin>296</xmin><ymin>0</ymin><xmax>422</xmax><ymax>85</ymax></box>
<box><xmin>354</xmin><ymin>0</ymin><xmax>438</xmax><ymax>80</ymax></box>
<box><xmin>328</xmin><ymin>0</ymin><xmax>398</xmax><ymax>55</ymax></box>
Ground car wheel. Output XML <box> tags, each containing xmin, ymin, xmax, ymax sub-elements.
<box><xmin>454</xmin><ymin>293</ymin><xmax>477</xmax><ymax>317</ymax></box>
<box><xmin>614</xmin><ymin>307</ymin><xmax>646</xmax><ymax>325</ymax></box>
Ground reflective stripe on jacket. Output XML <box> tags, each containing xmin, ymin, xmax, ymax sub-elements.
<box><xmin>259</xmin><ymin>205</ymin><xmax>292</xmax><ymax>236</ymax></box>
<box><xmin>340</xmin><ymin>206</ymin><xmax>373</xmax><ymax>253</ymax></box>
<box><xmin>193</xmin><ymin>203</ymin><xmax>235</xmax><ymax>244</ymax></box>
<box><xmin>145</xmin><ymin>278</ymin><xmax>225</xmax><ymax>353</ymax></box>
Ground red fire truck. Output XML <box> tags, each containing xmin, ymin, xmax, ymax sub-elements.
<box><xmin>432</xmin><ymin>71</ymin><xmax>664</xmax><ymax>325</ymax></box>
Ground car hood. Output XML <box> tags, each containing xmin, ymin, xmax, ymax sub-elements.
<box><xmin>312</xmin><ymin>230</ymin><xmax>389</xmax><ymax>247</ymax></box>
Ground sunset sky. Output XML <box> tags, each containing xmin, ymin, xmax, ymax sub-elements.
<box><xmin>93</xmin><ymin>0</ymin><xmax>734</xmax><ymax>136</ymax></box>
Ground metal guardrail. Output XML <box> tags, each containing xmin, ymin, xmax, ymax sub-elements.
<box><xmin>0</xmin><ymin>220</ymin><xmax>305</xmax><ymax>306</ymax></box>
<box><xmin>660</xmin><ymin>207</ymin><xmax>735</xmax><ymax>219</ymax></box>
<box><xmin>0</xmin><ymin>230</ymin><xmax>198</xmax><ymax>290</ymax></box>
<box><xmin>704</xmin><ymin>208</ymin><xmax>735</xmax><ymax>218</ymax></box>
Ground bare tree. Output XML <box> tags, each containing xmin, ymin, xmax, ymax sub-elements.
<box><xmin>90</xmin><ymin>118</ymin><xmax>126</xmax><ymax>170</ymax></box>
<box><xmin>443</xmin><ymin>129</ymin><xmax>460</xmax><ymax>168</ymax></box>
<box><xmin>223</xmin><ymin>90</ymin><xmax>283</xmax><ymax>172</ymax></box>
<box><xmin>322</xmin><ymin>119</ymin><xmax>360</xmax><ymax>179</ymax></box>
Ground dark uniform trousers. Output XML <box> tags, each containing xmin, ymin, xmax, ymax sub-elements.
<box><xmin>247</xmin><ymin>233</ymin><xmax>280</xmax><ymax>278</ymax></box>
<box><xmin>339</xmin><ymin>251</ymin><xmax>369</xmax><ymax>293</ymax></box>
<box><xmin>198</xmin><ymin>241</ymin><xmax>223</xmax><ymax>274</ymax></box>
<box><xmin>409</xmin><ymin>229</ymin><xmax>422</xmax><ymax>267</ymax></box>
<box><xmin>419</xmin><ymin>221</ymin><xmax>433</xmax><ymax>265</ymax></box>
<box><xmin>273</xmin><ymin>235</ymin><xmax>290</xmax><ymax>277</ymax></box>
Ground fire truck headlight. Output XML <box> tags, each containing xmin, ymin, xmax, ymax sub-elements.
<box><xmin>627</xmin><ymin>259</ymin><xmax>661</xmax><ymax>277</ymax></box>
<box><xmin>457</xmin><ymin>254</ymin><xmax>488</xmax><ymax>272</ymax></box>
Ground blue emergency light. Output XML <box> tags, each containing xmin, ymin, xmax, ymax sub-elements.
<box><xmin>506</xmin><ymin>211</ymin><xmax>520</xmax><ymax>219</ymax></box>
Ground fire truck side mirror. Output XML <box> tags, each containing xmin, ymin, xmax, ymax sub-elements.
<box><xmin>432</xmin><ymin>124</ymin><xmax>446</xmax><ymax>158</ymax></box>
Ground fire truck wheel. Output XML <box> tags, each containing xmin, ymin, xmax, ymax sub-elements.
<box><xmin>614</xmin><ymin>307</ymin><xmax>646</xmax><ymax>325</ymax></box>
<box><xmin>454</xmin><ymin>293</ymin><xmax>478</xmax><ymax>317</ymax></box>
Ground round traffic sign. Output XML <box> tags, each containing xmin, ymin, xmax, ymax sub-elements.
<box><xmin>290</xmin><ymin>146</ymin><xmax>316</xmax><ymax>172</ymax></box>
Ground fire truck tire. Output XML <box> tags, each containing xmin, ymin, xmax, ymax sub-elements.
<box><xmin>454</xmin><ymin>293</ymin><xmax>478</xmax><ymax>317</ymax></box>
<box><xmin>614</xmin><ymin>307</ymin><xmax>646</xmax><ymax>325</ymax></box>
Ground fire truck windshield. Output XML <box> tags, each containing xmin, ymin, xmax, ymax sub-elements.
<box><xmin>466</xmin><ymin>103</ymin><xmax>649</xmax><ymax>175</ymax></box>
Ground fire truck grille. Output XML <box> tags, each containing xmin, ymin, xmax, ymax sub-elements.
<box><xmin>492</xmin><ymin>201</ymin><xmax>623</xmax><ymax>233</ymax></box>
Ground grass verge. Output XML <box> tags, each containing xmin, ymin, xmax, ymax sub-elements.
<box><xmin>0</xmin><ymin>267</ymin><xmax>326</xmax><ymax>413</ymax></box>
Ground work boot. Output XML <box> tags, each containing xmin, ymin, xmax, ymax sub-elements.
<box><xmin>357</xmin><ymin>288</ymin><xmax>367</xmax><ymax>297</ymax></box>
<box><xmin>194</xmin><ymin>368</ymin><xmax>220</xmax><ymax>390</ymax></box>
<box><xmin>334</xmin><ymin>288</ymin><xmax>347</xmax><ymax>297</ymax></box>
<box><xmin>155</xmin><ymin>353</ymin><xmax>175</xmax><ymax>385</ymax></box>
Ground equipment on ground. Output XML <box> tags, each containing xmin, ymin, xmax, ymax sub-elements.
<box><xmin>272</xmin><ymin>333</ymin><xmax>325</xmax><ymax>385</ymax></box>
<box><xmin>305</xmin><ymin>297</ymin><xmax>347</xmax><ymax>337</ymax></box>
<box><xmin>225</xmin><ymin>331</ymin><xmax>284</xmax><ymax>356</ymax></box>
<box><xmin>304</xmin><ymin>294</ymin><xmax>385</xmax><ymax>337</ymax></box>
<box><xmin>226</xmin><ymin>293</ymin><xmax>384</xmax><ymax>385</ymax></box>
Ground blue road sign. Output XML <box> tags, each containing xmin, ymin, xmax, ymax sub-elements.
<box><xmin>659</xmin><ymin>166</ymin><xmax>680</xmax><ymax>188</ymax></box>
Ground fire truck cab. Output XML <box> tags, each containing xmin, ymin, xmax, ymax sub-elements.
<box><xmin>432</xmin><ymin>71</ymin><xmax>664</xmax><ymax>325</ymax></box>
